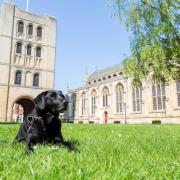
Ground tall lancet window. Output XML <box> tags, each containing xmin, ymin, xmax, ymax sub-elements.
<box><xmin>36</xmin><ymin>47</ymin><xmax>41</xmax><ymax>58</ymax></box>
<box><xmin>27</xmin><ymin>45</ymin><xmax>32</xmax><ymax>56</ymax></box>
<box><xmin>18</xmin><ymin>21</ymin><xmax>24</xmax><ymax>33</ymax></box>
<box><xmin>28</xmin><ymin>24</ymin><xmax>33</xmax><ymax>36</ymax></box>
<box><xmin>116</xmin><ymin>84</ymin><xmax>123</xmax><ymax>113</ymax></box>
<box><xmin>102</xmin><ymin>87</ymin><xmax>109</xmax><ymax>107</ymax></box>
<box><xmin>91</xmin><ymin>90</ymin><xmax>96</xmax><ymax>115</ymax></box>
<box><xmin>152</xmin><ymin>79</ymin><xmax>166</xmax><ymax>110</ymax></box>
<box><xmin>15</xmin><ymin>71</ymin><xmax>22</xmax><ymax>85</ymax></box>
<box><xmin>33</xmin><ymin>73</ymin><xmax>39</xmax><ymax>87</ymax></box>
<box><xmin>132</xmin><ymin>85</ymin><xmax>142</xmax><ymax>112</ymax></box>
<box><xmin>16</xmin><ymin>42</ymin><xmax>22</xmax><ymax>54</ymax></box>
<box><xmin>81</xmin><ymin>93</ymin><xmax>86</xmax><ymax>115</ymax></box>
<box><xmin>37</xmin><ymin>26</ymin><xmax>42</xmax><ymax>38</ymax></box>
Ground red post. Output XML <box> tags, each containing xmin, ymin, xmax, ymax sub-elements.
<box><xmin>104</xmin><ymin>111</ymin><xmax>108</xmax><ymax>124</ymax></box>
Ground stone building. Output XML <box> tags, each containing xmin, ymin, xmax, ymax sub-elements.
<box><xmin>0</xmin><ymin>1</ymin><xmax>56</xmax><ymax>122</ymax></box>
<box><xmin>67</xmin><ymin>63</ymin><xmax>180</xmax><ymax>124</ymax></box>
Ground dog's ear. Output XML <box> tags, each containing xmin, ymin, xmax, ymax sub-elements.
<box><xmin>34</xmin><ymin>91</ymin><xmax>48</xmax><ymax>111</ymax></box>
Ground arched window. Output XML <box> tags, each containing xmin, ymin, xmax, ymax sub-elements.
<box><xmin>91</xmin><ymin>90</ymin><xmax>96</xmax><ymax>115</ymax></box>
<box><xmin>16</xmin><ymin>42</ymin><xmax>22</xmax><ymax>54</ymax></box>
<box><xmin>176</xmin><ymin>80</ymin><xmax>180</xmax><ymax>107</ymax></box>
<box><xmin>81</xmin><ymin>93</ymin><xmax>86</xmax><ymax>115</ymax></box>
<box><xmin>37</xmin><ymin>26</ymin><xmax>42</xmax><ymax>38</ymax></box>
<box><xmin>132</xmin><ymin>85</ymin><xmax>142</xmax><ymax>112</ymax></box>
<box><xmin>27</xmin><ymin>45</ymin><xmax>32</xmax><ymax>56</ymax></box>
<box><xmin>15</xmin><ymin>71</ymin><xmax>22</xmax><ymax>85</ymax></box>
<box><xmin>102</xmin><ymin>87</ymin><xmax>109</xmax><ymax>107</ymax></box>
<box><xmin>152</xmin><ymin>79</ymin><xmax>166</xmax><ymax>110</ymax></box>
<box><xmin>28</xmin><ymin>24</ymin><xmax>33</xmax><ymax>36</ymax></box>
<box><xmin>33</xmin><ymin>73</ymin><xmax>39</xmax><ymax>87</ymax></box>
<box><xmin>36</xmin><ymin>47</ymin><xmax>41</xmax><ymax>58</ymax></box>
<box><xmin>116</xmin><ymin>84</ymin><xmax>123</xmax><ymax>113</ymax></box>
<box><xmin>18</xmin><ymin>21</ymin><xmax>24</xmax><ymax>33</ymax></box>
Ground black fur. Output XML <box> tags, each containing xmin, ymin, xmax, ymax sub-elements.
<box><xmin>13</xmin><ymin>90</ymin><xmax>75</xmax><ymax>152</ymax></box>
<box><xmin>26</xmin><ymin>116</ymin><xmax>47</xmax><ymax>153</ymax></box>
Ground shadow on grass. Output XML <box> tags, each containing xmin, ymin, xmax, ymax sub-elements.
<box><xmin>0</xmin><ymin>122</ymin><xmax>20</xmax><ymax>125</ymax></box>
<box><xmin>50</xmin><ymin>139</ymin><xmax>80</xmax><ymax>153</ymax></box>
<box><xmin>11</xmin><ymin>138</ymin><xmax>81</xmax><ymax>155</ymax></box>
<box><xmin>0</xmin><ymin>140</ymin><xmax>9</xmax><ymax>144</ymax></box>
<box><xmin>0</xmin><ymin>140</ymin><xmax>13</xmax><ymax>148</ymax></box>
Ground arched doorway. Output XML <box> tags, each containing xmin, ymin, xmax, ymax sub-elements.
<box><xmin>104</xmin><ymin>111</ymin><xmax>108</xmax><ymax>124</ymax></box>
<box><xmin>12</xmin><ymin>97</ymin><xmax>35</xmax><ymax>122</ymax></box>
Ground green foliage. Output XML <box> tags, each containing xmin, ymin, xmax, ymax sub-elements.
<box><xmin>113</xmin><ymin>0</ymin><xmax>180</xmax><ymax>84</ymax></box>
<box><xmin>1</xmin><ymin>124</ymin><xmax>180</xmax><ymax>179</ymax></box>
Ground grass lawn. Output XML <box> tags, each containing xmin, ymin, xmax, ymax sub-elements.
<box><xmin>1</xmin><ymin>124</ymin><xmax>180</xmax><ymax>179</ymax></box>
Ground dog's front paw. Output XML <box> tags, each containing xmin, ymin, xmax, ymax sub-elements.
<box><xmin>64</xmin><ymin>141</ymin><xmax>77</xmax><ymax>152</ymax></box>
<box><xmin>26</xmin><ymin>143</ymin><xmax>34</xmax><ymax>154</ymax></box>
<box><xmin>52</xmin><ymin>137</ymin><xmax>63</xmax><ymax>144</ymax></box>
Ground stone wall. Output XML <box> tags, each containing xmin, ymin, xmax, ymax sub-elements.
<box><xmin>0</xmin><ymin>2</ymin><xmax>56</xmax><ymax>122</ymax></box>
<box><xmin>67</xmin><ymin>75</ymin><xmax>180</xmax><ymax>124</ymax></box>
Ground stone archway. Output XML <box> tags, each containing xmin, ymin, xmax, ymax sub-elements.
<box><xmin>12</xmin><ymin>97</ymin><xmax>35</xmax><ymax>122</ymax></box>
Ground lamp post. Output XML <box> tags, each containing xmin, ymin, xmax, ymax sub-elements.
<box><xmin>164</xmin><ymin>96</ymin><xmax>167</xmax><ymax>118</ymax></box>
<box><xmin>123</xmin><ymin>77</ymin><xmax>128</xmax><ymax>124</ymax></box>
<box><xmin>123</xmin><ymin>102</ymin><xmax>127</xmax><ymax>124</ymax></box>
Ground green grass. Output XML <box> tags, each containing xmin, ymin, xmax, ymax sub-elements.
<box><xmin>1</xmin><ymin>124</ymin><xmax>180</xmax><ymax>179</ymax></box>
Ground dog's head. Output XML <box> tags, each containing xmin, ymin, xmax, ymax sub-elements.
<box><xmin>34</xmin><ymin>90</ymin><xmax>68</xmax><ymax>114</ymax></box>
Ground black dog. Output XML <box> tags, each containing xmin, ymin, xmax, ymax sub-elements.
<box><xmin>14</xmin><ymin>90</ymin><xmax>74</xmax><ymax>152</ymax></box>
<box><xmin>26</xmin><ymin>116</ymin><xmax>47</xmax><ymax>153</ymax></box>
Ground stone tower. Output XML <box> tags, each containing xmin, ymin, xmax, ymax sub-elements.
<box><xmin>0</xmin><ymin>1</ymin><xmax>57</xmax><ymax>122</ymax></box>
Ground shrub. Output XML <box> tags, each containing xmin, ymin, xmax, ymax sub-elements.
<box><xmin>152</xmin><ymin>120</ymin><xmax>161</xmax><ymax>124</ymax></box>
<box><xmin>114</xmin><ymin>121</ymin><xmax>121</xmax><ymax>124</ymax></box>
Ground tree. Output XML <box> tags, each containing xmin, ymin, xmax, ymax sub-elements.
<box><xmin>113</xmin><ymin>0</ymin><xmax>180</xmax><ymax>86</ymax></box>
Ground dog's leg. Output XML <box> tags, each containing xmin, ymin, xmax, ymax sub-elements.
<box><xmin>26</xmin><ymin>143</ymin><xmax>34</xmax><ymax>154</ymax></box>
<box><xmin>13</xmin><ymin>136</ymin><xmax>27</xmax><ymax>144</ymax></box>
<box><xmin>13</xmin><ymin>121</ymin><xmax>30</xmax><ymax>144</ymax></box>
<box><xmin>26</xmin><ymin>136</ymin><xmax>34</xmax><ymax>153</ymax></box>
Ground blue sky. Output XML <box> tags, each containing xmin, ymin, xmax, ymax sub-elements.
<box><xmin>1</xmin><ymin>0</ymin><xmax>131</xmax><ymax>92</ymax></box>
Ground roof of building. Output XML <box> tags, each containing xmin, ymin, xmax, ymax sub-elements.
<box><xmin>88</xmin><ymin>62</ymin><xmax>123</xmax><ymax>80</ymax></box>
